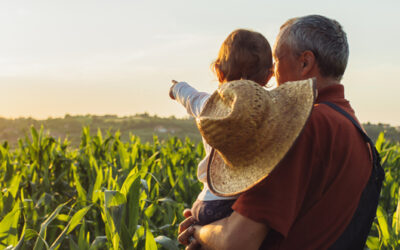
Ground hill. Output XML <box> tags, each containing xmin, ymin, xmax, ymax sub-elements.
<box><xmin>0</xmin><ymin>114</ymin><xmax>399</xmax><ymax>148</ymax></box>
<box><xmin>0</xmin><ymin>114</ymin><xmax>201</xmax><ymax>148</ymax></box>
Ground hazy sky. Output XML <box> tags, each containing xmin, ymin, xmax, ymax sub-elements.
<box><xmin>1</xmin><ymin>0</ymin><xmax>399</xmax><ymax>125</ymax></box>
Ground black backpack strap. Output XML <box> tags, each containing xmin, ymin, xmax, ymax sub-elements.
<box><xmin>322</xmin><ymin>102</ymin><xmax>385</xmax><ymax>249</ymax></box>
<box><xmin>321</xmin><ymin>102</ymin><xmax>371</xmax><ymax>144</ymax></box>
<box><xmin>321</xmin><ymin>102</ymin><xmax>381</xmax><ymax>168</ymax></box>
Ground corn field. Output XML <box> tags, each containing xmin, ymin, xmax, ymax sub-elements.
<box><xmin>0</xmin><ymin>127</ymin><xmax>399</xmax><ymax>249</ymax></box>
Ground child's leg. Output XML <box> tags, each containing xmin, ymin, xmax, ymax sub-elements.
<box><xmin>191</xmin><ymin>199</ymin><xmax>236</xmax><ymax>226</ymax></box>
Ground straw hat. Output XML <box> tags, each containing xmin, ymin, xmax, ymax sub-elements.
<box><xmin>196</xmin><ymin>78</ymin><xmax>316</xmax><ymax>196</ymax></box>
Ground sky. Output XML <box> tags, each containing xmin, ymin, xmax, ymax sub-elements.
<box><xmin>0</xmin><ymin>0</ymin><xmax>399</xmax><ymax>125</ymax></box>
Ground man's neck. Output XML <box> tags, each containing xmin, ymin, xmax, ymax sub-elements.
<box><xmin>314</xmin><ymin>76</ymin><xmax>341</xmax><ymax>91</ymax></box>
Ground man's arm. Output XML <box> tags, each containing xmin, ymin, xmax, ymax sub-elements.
<box><xmin>179</xmin><ymin>211</ymin><xmax>269</xmax><ymax>250</ymax></box>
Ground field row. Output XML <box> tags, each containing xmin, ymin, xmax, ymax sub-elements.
<box><xmin>0</xmin><ymin>127</ymin><xmax>399</xmax><ymax>249</ymax></box>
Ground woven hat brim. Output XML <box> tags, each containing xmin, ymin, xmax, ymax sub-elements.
<box><xmin>205</xmin><ymin>79</ymin><xmax>316</xmax><ymax>196</ymax></box>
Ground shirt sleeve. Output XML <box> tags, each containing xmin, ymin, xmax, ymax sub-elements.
<box><xmin>232</xmin><ymin>117</ymin><xmax>321</xmax><ymax>238</ymax></box>
<box><xmin>171</xmin><ymin>82</ymin><xmax>210</xmax><ymax>117</ymax></box>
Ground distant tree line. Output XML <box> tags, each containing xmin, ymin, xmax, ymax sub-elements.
<box><xmin>363</xmin><ymin>122</ymin><xmax>400</xmax><ymax>144</ymax></box>
<box><xmin>0</xmin><ymin>114</ymin><xmax>398</xmax><ymax>148</ymax></box>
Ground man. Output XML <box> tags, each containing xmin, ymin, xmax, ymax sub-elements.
<box><xmin>178</xmin><ymin>15</ymin><xmax>380</xmax><ymax>249</ymax></box>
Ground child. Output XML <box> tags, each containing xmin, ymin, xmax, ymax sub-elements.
<box><xmin>169</xmin><ymin>29</ymin><xmax>273</xmax><ymax>225</ymax></box>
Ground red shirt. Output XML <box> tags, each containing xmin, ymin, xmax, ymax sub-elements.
<box><xmin>232</xmin><ymin>84</ymin><xmax>372</xmax><ymax>249</ymax></box>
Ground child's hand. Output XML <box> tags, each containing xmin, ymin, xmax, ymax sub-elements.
<box><xmin>169</xmin><ymin>80</ymin><xmax>179</xmax><ymax>100</ymax></box>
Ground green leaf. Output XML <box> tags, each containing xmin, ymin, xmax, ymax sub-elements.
<box><xmin>376</xmin><ymin>206</ymin><xmax>391</xmax><ymax>246</ymax></box>
<box><xmin>104</xmin><ymin>191</ymin><xmax>125</xmax><ymax>249</ymax></box>
<box><xmin>366</xmin><ymin>236</ymin><xmax>380</xmax><ymax>250</ymax></box>
<box><xmin>126</xmin><ymin>176</ymin><xmax>141</xmax><ymax>237</ymax></box>
<box><xmin>13</xmin><ymin>217</ymin><xmax>26</xmax><ymax>250</ymax></box>
<box><xmin>118</xmin><ymin>142</ymin><xmax>130</xmax><ymax>170</ymax></box>
<box><xmin>154</xmin><ymin>235</ymin><xmax>179</xmax><ymax>250</ymax></box>
<box><xmin>91</xmin><ymin>157</ymin><xmax>103</xmax><ymax>203</ymax></box>
<box><xmin>166</xmin><ymin>163</ymin><xmax>175</xmax><ymax>187</ymax></box>
<box><xmin>33</xmin><ymin>200</ymin><xmax>69</xmax><ymax>250</ymax></box>
<box><xmin>88</xmin><ymin>236</ymin><xmax>107</xmax><ymax>250</ymax></box>
<box><xmin>393</xmin><ymin>188</ymin><xmax>400</xmax><ymax>235</ymax></box>
<box><xmin>69</xmin><ymin>237</ymin><xmax>80</xmax><ymax>250</ymax></box>
<box><xmin>31</xmin><ymin>126</ymin><xmax>39</xmax><ymax>147</ymax></box>
<box><xmin>24</xmin><ymin>229</ymin><xmax>38</xmax><ymax>241</ymax></box>
<box><xmin>145</xmin><ymin>227</ymin><xmax>157</xmax><ymax>250</ymax></box>
<box><xmin>49</xmin><ymin>220</ymin><xmax>71</xmax><ymax>250</ymax></box>
<box><xmin>132</xmin><ymin>225</ymin><xmax>144</xmax><ymax>249</ymax></box>
<box><xmin>50</xmin><ymin>204</ymin><xmax>90</xmax><ymax>249</ymax></box>
<box><xmin>131</xmin><ymin>142</ymin><xmax>140</xmax><ymax>166</ymax></box>
<box><xmin>120</xmin><ymin>168</ymin><xmax>140</xmax><ymax>197</ymax></box>
<box><xmin>73</xmin><ymin>165</ymin><xmax>87</xmax><ymax>203</ymax></box>
<box><xmin>120</xmin><ymin>223</ymin><xmax>135</xmax><ymax>250</ymax></box>
<box><xmin>0</xmin><ymin>200</ymin><xmax>21</xmax><ymax>247</ymax></box>
<box><xmin>56</xmin><ymin>214</ymin><xmax>69</xmax><ymax>223</ymax></box>
<box><xmin>78</xmin><ymin>220</ymin><xmax>90</xmax><ymax>250</ymax></box>
<box><xmin>145</xmin><ymin>204</ymin><xmax>157</xmax><ymax>219</ymax></box>
<box><xmin>67</xmin><ymin>205</ymin><xmax>93</xmax><ymax>234</ymax></box>
<box><xmin>157</xmin><ymin>197</ymin><xmax>175</xmax><ymax>204</ymax></box>
<box><xmin>8</xmin><ymin>173</ymin><xmax>21</xmax><ymax>199</ymax></box>
<box><xmin>375</xmin><ymin>132</ymin><xmax>385</xmax><ymax>153</ymax></box>
<box><xmin>104</xmin><ymin>190</ymin><xmax>126</xmax><ymax>207</ymax></box>
<box><xmin>144</xmin><ymin>152</ymin><xmax>159</xmax><ymax>169</ymax></box>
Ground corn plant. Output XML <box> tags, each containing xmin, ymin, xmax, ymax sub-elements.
<box><xmin>367</xmin><ymin>133</ymin><xmax>400</xmax><ymax>249</ymax></box>
<box><xmin>0</xmin><ymin>126</ymin><xmax>202</xmax><ymax>249</ymax></box>
<box><xmin>0</xmin><ymin>127</ymin><xmax>399</xmax><ymax>249</ymax></box>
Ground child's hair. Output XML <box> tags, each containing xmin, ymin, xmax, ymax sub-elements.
<box><xmin>212</xmin><ymin>29</ymin><xmax>273</xmax><ymax>86</ymax></box>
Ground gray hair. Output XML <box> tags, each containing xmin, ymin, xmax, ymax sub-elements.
<box><xmin>276</xmin><ymin>15</ymin><xmax>349</xmax><ymax>79</ymax></box>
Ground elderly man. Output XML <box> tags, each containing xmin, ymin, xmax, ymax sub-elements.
<box><xmin>178</xmin><ymin>15</ymin><xmax>383</xmax><ymax>249</ymax></box>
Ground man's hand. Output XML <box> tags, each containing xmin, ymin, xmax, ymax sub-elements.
<box><xmin>178</xmin><ymin>209</ymin><xmax>202</xmax><ymax>249</ymax></box>
<box><xmin>183</xmin><ymin>208</ymin><xmax>192</xmax><ymax>218</ymax></box>
<box><xmin>180</xmin><ymin>211</ymin><xmax>269</xmax><ymax>250</ymax></box>
<box><xmin>178</xmin><ymin>215</ymin><xmax>197</xmax><ymax>245</ymax></box>
<box><xmin>169</xmin><ymin>80</ymin><xmax>178</xmax><ymax>100</ymax></box>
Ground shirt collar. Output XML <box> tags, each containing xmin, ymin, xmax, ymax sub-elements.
<box><xmin>316</xmin><ymin>84</ymin><xmax>345</xmax><ymax>103</ymax></box>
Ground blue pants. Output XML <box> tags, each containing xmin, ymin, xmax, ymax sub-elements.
<box><xmin>191</xmin><ymin>199</ymin><xmax>236</xmax><ymax>225</ymax></box>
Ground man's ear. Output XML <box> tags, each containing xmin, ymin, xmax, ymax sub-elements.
<box><xmin>300</xmin><ymin>50</ymin><xmax>316</xmax><ymax>77</ymax></box>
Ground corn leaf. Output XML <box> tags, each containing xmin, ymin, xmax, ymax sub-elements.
<box><xmin>154</xmin><ymin>235</ymin><xmax>179</xmax><ymax>250</ymax></box>
<box><xmin>68</xmin><ymin>205</ymin><xmax>93</xmax><ymax>234</ymax></box>
<box><xmin>13</xmin><ymin>217</ymin><xmax>26</xmax><ymax>250</ymax></box>
<box><xmin>366</xmin><ymin>236</ymin><xmax>380</xmax><ymax>250</ymax></box>
<box><xmin>33</xmin><ymin>200</ymin><xmax>69</xmax><ymax>250</ymax></box>
<box><xmin>376</xmin><ymin>205</ymin><xmax>391</xmax><ymax>246</ymax></box>
<box><xmin>88</xmin><ymin>236</ymin><xmax>107</xmax><ymax>250</ymax></box>
<box><xmin>394</xmin><ymin>188</ymin><xmax>400</xmax><ymax>235</ymax></box>
<box><xmin>0</xmin><ymin>200</ymin><xmax>21</xmax><ymax>247</ymax></box>
<box><xmin>73</xmin><ymin>165</ymin><xmax>87</xmax><ymax>203</ymax></box>
<box><xmin>145</xmin><ymin>227</ymin><xmax>157</xmax><ymax>250</ymax></box>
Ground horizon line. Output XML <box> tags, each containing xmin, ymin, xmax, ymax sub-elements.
<box><xmin>0</xmin><ymin>113</ymin><xmax>398</xmax><ymax>127</ymax></box>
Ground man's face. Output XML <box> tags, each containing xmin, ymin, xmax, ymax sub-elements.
<box><xmin>273</xmin><ymin>42</ymin><xmax>302</xmax><ymax>86</ymax></box>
